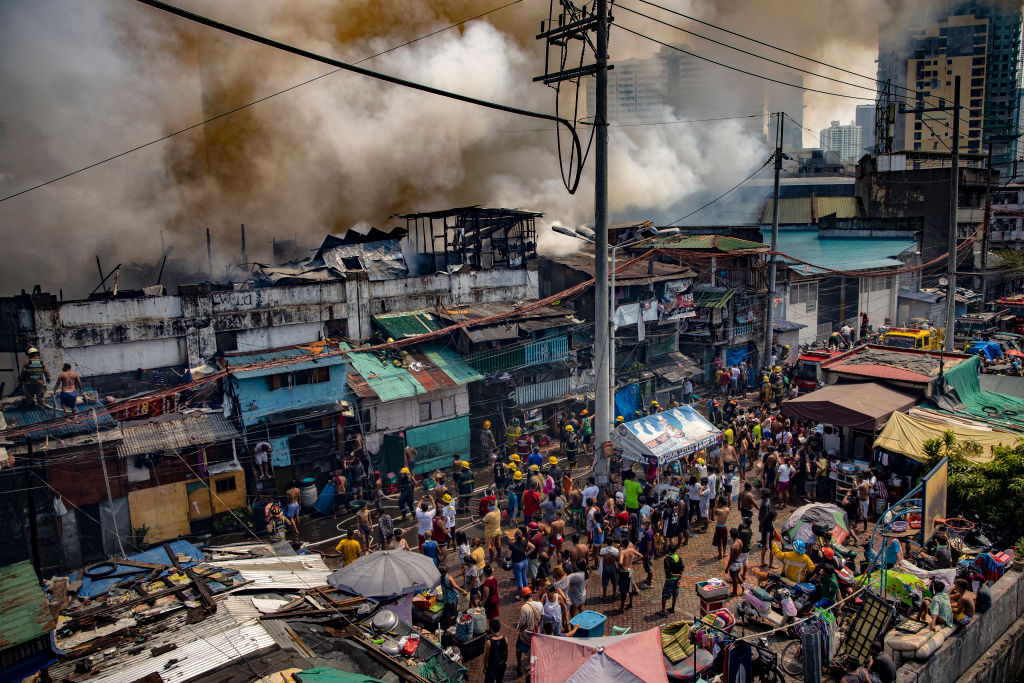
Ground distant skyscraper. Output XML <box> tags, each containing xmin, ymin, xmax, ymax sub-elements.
<box><xmin>820</xmin><ymin>121</ymin><xmax>863</xmax><ymax>161</ymax></box>
<box><xmin>856</xmin><ymin>104</ymin><xmax>876</xmax><ymax>152</ymax></box>
<box><xmin>876</xmin><ymin>1</ymin><xmax>1022</xmax><ymax>171</ymax></box>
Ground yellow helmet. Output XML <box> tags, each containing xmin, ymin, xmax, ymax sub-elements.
<box><xmin>616</xmin><ymin>416</ymin><xmax>625</xmax><ymax>423</ymax></box>
<box><xmin>509</xmin><ymin>453</ymin><xmax>521</xmax><ymax>462</ymax></box>
<box><xmin>549</xmin><ymin>456</ymin><xmax>558</xmax><ymax>465</ymax></box>
<box><xmin>461</xmin><ymin>460</ymin><xmax>470</xmax><ymax>469</ymax></box>
<box><xmin>513</xmin><ymin>470</ymin><xmax>523</xmax><ymax>480</ymax></box>
<box><xmin>441</xmin><ymin>494</ymin><xmax>453</xmax><ymax>503</ymax></box>
<box><xmin>774</xmin><ymin>366</ymin><xmax>782</xmax><ymax>372</ymax></box>
<box><xmin>565</xmin><ymin>425</ymin><xmax>574</xmax><ymax>432</ymax></box>
<box><xmin>400</xmin><ymin>467</ymin><xmax>411</xmax><ymax>475</ymax></box>
<box><xmin>507</xmin><ymin>463</ymin><xmax>518</xmax><ymax>472</ymax></box>
<box><xmin>483</xmin><ymin>420</ymin><xmax>491</xmax><ymax>429</ymax></box>
<box><xmin>529</xmin><ymin>464</ymin><xmax>540</xmax><ymax>472</ymax></box>
<box><xmin>697</xmin><ymin>458</ymin><xmax>705</xmax><ymax>465</ymax></box>
<box><xmin>387</xmin><ymin>337</ymin><xmax>394</xmax><ymax>343</ymax></box>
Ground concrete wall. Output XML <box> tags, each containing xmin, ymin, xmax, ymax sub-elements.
<box><xmin>4</xmin><ymin>265</ymin><xmax>538</xmax><ymax>395</ymax></box>
<box><xmin>858</xmin><ymin>285</ymin><xmax>893</xmax><ymax>331</ymax></box>
<box><xmin>786</xmin><ymin>298</ymin><xmax>819</xmax><ymax>345</ymax></box>
<box><xmin>896</xmin><ymin>569</ymin><xmax>1024</xmax><ymax>683</ymax></box>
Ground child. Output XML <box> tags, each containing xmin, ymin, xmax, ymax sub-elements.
<box><xmin>463</xmin><ymin>555</ymin><xmax>482</xmax><ymax>608</ymax></box>
<box><xmin>456</xmin><ymin>531</ymin><xmax>471</xmax><ymax>566</ymax></box>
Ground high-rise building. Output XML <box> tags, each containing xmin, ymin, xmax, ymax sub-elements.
<box><xmin>820</xmin><ymin>121</ymin><xmax>864</xmax><ymax>161</ymax></box>
<box><xmin>876</xmin><ymin>1</ymin><xmax>1022</xmax><ymax>171</ymax></box>
<box><xmin>856</xmin><ymin>104</ymin><xmax>876</xmax><ymax>152</ymax></box>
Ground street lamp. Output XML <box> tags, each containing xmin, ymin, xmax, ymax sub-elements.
<box><xmin>553</xmin><ymin>224</ymin><xmax>680</xmax><ymax>422</ymax></box>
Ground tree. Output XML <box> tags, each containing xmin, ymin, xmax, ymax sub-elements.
<box><xmin>923</xmin><ymin>430</ymin><xmax>1024</xmax><ymax>529</ymax></box>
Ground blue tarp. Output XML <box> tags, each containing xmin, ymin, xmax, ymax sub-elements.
<box><xmin>73</xmin><ymin>540</ymin><xmax>206</xmax><ymax>598</ymax></box>
<box><xmin>727</xmin><ymin>346</ymin><xmax>749</xmax><ymax>366</ymax></box>
<box><xmin>967</xmin><ymin>341</ymin><xmax>1002</xmax><ymax>360</ymax></box>
<box><xmin>615</xmin><ymin>383</ymin><xmax>641</xmax><ymax>421</ymax></box>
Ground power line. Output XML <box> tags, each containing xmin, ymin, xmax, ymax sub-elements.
<box><xmin>0</xmin><ymin>0</ymin><xmax>526</xmax><ymax>205</ymax></box>
<box><xmin>499</xmin><ymin>112</ymin><xmax>767</xmax><ymax>132</ymax></box>
<box><xmin>615</xmin><ymin>24</ymin><xmax>874</xmax><ymax>102</ymax></box>
<box><xmin>667</xmin><ymin>155</ymin><xmax>774</xmax><ymax>225</ymax></box>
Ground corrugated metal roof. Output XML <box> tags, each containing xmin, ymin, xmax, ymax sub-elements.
<box><xmin>816</xmin><ymin>196</ymin><xmax>861</xmax><ymax>219</ymax></box>
<box><xmin>117</xmin><ymin>412</ymin><xmax>240</xmax><ymax>458</ymax></box>
<box><xmin>547</xmin><ymin>247</ymin><xmax>696</xmax><ymax>283</ymax></box>
<box><xmin>692</xmin><ymin>288</ymin><xmax>734</xmax><ymax>308</ymax></box>
<box><xmin>899</xmin><ymin>291</ymin><xmax>944</xmax><ymax>303</ymax></box>
<box><xmin>655</xmin><ymin>234</ymin><xmax>767</xmax><ymax>252</ymax></box>
<box><xmin>0</xmin><ymin>560</ymin><xmax>53</xmax><ymax>649</ymax></box>
<box><xmin>347</xmin><ymin>344</ymin><xmax>481</xmax><ymax>403</ymax></box>
<box><xmin>760</xmin><ymin>197</ymin><xmax>812</xmax><ymax>224</ymax></box>
<box><xmin>373</xmin><ymin>311</ymin><xmax>442</xmax><ymax>340</ymax></box>
<box><xmin>225</xmin><ymin>344</ymin><xmax>348</xmax><ymax>380</ymax></box>
<box><xmin>825</xmin><ymin>363</ymin><xmax>933</xmax><ymax>382</ymax></box>
<box><xmin>212</xmin><ymin>555</ymin><xmax>332</xmax><ymax>590</ymax></box>
<box><xmin>1</xmin><ymin>402</ymin><xmax>117</xmax><ymax>440</ymax></box>
<box><xmin>773</xmin><ymin>320</ymin><xmax>808</xmax><ymax>332</ymax></box>
<box><xmin>762</xmin><ymin>227</ymin><xmax>916</xmax><ymax>275</ymax></box>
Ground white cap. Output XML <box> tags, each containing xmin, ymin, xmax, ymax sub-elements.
<box><xmin>27</xmin><ymin>347</ymin><xmax>38</xmax><ymax>354</ymax></box>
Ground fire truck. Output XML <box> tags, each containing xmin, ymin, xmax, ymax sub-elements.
<box><xmin>791</xmin><ymin>349</ymin><xmax>845</xmax><ymax>395</ymax></box>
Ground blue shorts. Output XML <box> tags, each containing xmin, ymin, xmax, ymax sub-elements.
<box><xmin>60</xmin><ymin>391</ymin><xmax>77</xmax><ymax>409</ymax></box>
<box><xmin>286</xmin><ymin>502</ymin><xmax>300</xmax><ymax>518</ymax></box>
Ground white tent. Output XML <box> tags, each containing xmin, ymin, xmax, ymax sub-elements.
<box><xmin>613</xmin><ymin>405</ymin><xmax>722</xmax><ymax>467</ymax></box>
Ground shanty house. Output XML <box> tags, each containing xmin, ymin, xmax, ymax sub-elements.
<box><xmin>0</xmin><ymin>560</ymin><xmax>56</xmax><ymax>680</ymax></box>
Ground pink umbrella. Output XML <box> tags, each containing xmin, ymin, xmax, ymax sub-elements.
<box><xmin>530</xmin><ymin>628</ymin><xmax>669</xmax><ymax>683</ymax></box>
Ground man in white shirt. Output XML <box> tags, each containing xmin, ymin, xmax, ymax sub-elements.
<box><xmin>841</xmin><ymin>324</ymin><xmax>853</xmax><ymax>347</ymax></box>
<box><xmin>581</xmin><ymin>477</ymin><xmax>600</xmax><ymax>509</ymax></box>
<box><xmin>776</xmin><ymin>458</ymin><xmax>795</xmax><ymax>506</ymax></box>
<box><xmin>683</xmin><ymin>378</ymin><xmax>693</xmax><ymax>402</ymax></box>
<box><xmin>414</xmin><ymin>496</ymin><xmax>436</xmax><ymax>548</ymax></box>
<box><xmin>707</xmin><ymin>470</ymin><xmax>718</xmax><ymax>500</ymax></box>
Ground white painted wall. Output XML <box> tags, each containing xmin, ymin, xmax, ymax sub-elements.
<box><xmin>786</xmin><ymin>299</ymin><xmax>818</xmax><ymax>345</ymax></box>
<box><xmin>63</xmin><ymin>338</ymin><xmax>187</xmax><ymax>376</ymax></box>
<box><xmin>369</xmin><ymin>387</ymin><xmax>468</xmax><ymax>432</ymax></box>
<box><xmin>859</xmin><ymin>287</ymin><xmax>893</xmax><ymax>333</ymax></box>
<box><xmin>59</xmin><ymin>296</ymin><xmax>183</xmax><ymax>326</ymax></box>
<box><xmin>235</xmin><ymin>322</ymin><xmax>324</xmax><ymax>352</ymax></box>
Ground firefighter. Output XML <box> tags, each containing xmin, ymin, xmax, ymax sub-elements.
<box><xmin>21</xmin><ymin>347</ymin><xmax>50</xmax><ymax>408</ymax></box>
<box><xmin>772</xmin><ymin>379</ymin><xmax>787</xmax><ymax>407</ymax></box>
<box><xmin>506</xmin><ymin>417</ymin><xmax>522</xmax><ymax>447</ymax></box>
<box><xmin>563</xmin><ymin>425</ymin><xmax>579</xmax><ymax>468</ymax></box>
<box><xmin>707</xmin><ymin>399</ymin><xmax>723</xmax><ymax>426</ymax></box>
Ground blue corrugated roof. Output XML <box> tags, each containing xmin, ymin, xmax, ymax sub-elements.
<box><xmin>762</xmin><ymin>227</ymin><xmax>916</xmax><ymax>275</ymax></box>
<box><xmin>226</xmin><ymin>345</ymin><xmax>348</xmax><ymax>379</ymax></box>
<box><xmin>2</xmin><ymin>401</ymin><xmax>116</xmax><ymax>440</ymax></box>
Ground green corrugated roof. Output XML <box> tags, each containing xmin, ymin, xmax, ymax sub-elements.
<box><xmin>762</xmin><ymin>227</ymin><xmax>916</xmax><ymax>275</ymax></box>
<box><xmin>373</xmin><ymin>311</ymin><xmax>442</xmax><ymax>340</ymax></box>
<box><xmin>760</xmin><ymin>197</ymin><xmax>812</xmax><ymax>224</ymax></box>
<box><xmin>655</xmin><ymin>234</ymin><xmax>767</xmax><ymax>252</ymax></box>
<box><xmin>0</xmin><ymin>560</ymin><xmax>54</xmax><ymax>648</ymax></box>
<box><xmin>295</xmin><ymin>668</ymin><xmax>388</xmax><ymax>683</ymax></box>
<box><xmin>692</xmin><ymin>288</ymin><xmax>734</xmax><ymax>308</ymax></box>
<box><xmin>421</xmin><ymin>345</ymin><xmax>483</xmax><ymax>385</ymax></box>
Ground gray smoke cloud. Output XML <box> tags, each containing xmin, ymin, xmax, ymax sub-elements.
<box><xmin>0</xmin><ymin>0</ymin><xmax>943</xmax><ymax>297</ymax></box>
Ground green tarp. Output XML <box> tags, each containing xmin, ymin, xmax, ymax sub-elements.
<box><xmin>296</xmin><ymin>667</ymin><xmax>387</xmax><ymax>683</ymax></box>
<box><xmin>930</xmin><ymin>356</ymin><xmax>1024</xmax><ymax>432</ymax></box>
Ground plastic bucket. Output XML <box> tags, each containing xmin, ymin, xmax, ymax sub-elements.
<box><xmin>300</xmin><ymin>478</ymin><xmax>318</xmax><ymax>511</ymax></box>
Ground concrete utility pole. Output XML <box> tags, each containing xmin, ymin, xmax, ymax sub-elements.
<box><xmin>944</xmin><ymin>76</ymin><xmax>961</xmax><ymax>352</ymax></box>
<box><xmin>593</xmin><ymin>0</ymin><xmax>610</xmax><ymax>474</ymax></box>
<box><xmin>980</xmin><ymin>143</ymin><xmax>993</xmax><ymax>308</ymax></box>
<box><xmin>764</xmin><ymin>113</ymin><xmax>783</xmax><ymax>368</ymax></box>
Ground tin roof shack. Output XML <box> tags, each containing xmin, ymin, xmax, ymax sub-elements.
<box><xmin>116</xmin><ymin>412</ymin><xmax>244</xmax><ymax>544</ymax></box>
<box><xmin>346</xmin><ymin>342</ymin><xmax>481</xmax><ymax>476</ymax></box>
<box><xmin>855</xmin><ymin>150</ymin><xmax>998</xmax><ymax>287</ymax></box>
<box><xmin>0</xmin><ymin>560</ymin><xmax>56</xmax><ymax>681</ymax></box>
<box><xmin>433</xmin><ymin>303</ymin><xmax>586</xmax><ymax>458</ymax></box>
<box><xmin>395</xmin><ymin>206</ymin><xmax>540</xmax><ymax>276</ymax></box>
<box><xmin>540</xmin><ymin>247</ymin><xmax>698</xmax><ymax>408</ymax></box>
<box><xmin>650</xmin><ymin>235</ymin><xmax>769</xmax><ymax>378</ymax></box>
<box><xmin>222</xmin><ymin>342</ymin><xmax>354</xmax><ymax>496</ymax></box>
<box><xmin>821</xmin><ymin>345</ymin><xmax>973</xmax><ymax>398</ymax></box>
<box><xmin>0</xmin><ymin>403</ymin><xmax>124</xmax><ymax>571</ymax></box>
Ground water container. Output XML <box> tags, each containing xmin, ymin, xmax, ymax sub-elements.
<box><xmin>468</xmin><ymin>607</ymin><xmax>487</xmax><ymax>635</ymax></box>
<box><xmin>455</xmin><ymin>613</ymin><xmax>475</xmax><ymax>643</ymax></box>
<box><xmin>299</xmin><ymin>477</ymin><xmax>318</xmax><ymax>511</ymax></box>
<box><xmin>313</xmin><ymin>481</ymin><xmax>336</xmax><ymax>515</ymax></box>
<box><xmin>252</xmin><ymin>500</ymin><xmax>267</xmax><ymax>535</ymax></box>
<box><xmin>568</xmin><ymin>610</ymin><xmax>607</xmax><ymax>638</ymax></box>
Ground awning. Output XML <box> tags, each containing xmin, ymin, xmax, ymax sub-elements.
<box><xmin>692</xmin><ymin>288</ymin><xmax>734</xmax><ymax>309</ymax></box>
<box><xmin>372</xmin><ymin>311</ymin><xmax>442</xmax><ymax>340</ymax></box>
<box><xmin>780</xmin><ymin>382</ymin><xmax>918</xmax><ymax>431</ymax></box>
<box><xmin>873</xmin><ymin>410</ymin><xmax>1013</xmax><ymax>464</ymax></box>
<box><xmin>117</xmin><ymin>413</ymin><xmax>240</xmax><ymax>458</ymax></box>
<box><xmin>774</xmin><ymin>319</ymin><xmax>808</xmax><ymax>333</ymax></box>
<box><xmin>465</xmin><ymin>325</ymin><xmax>519</xmax><ymax>342</ymax></box>
<box><xmin>613</xmin><ymin>405</ymin><xmax>722</xmax><ymax>466</ymax></box>
<box><xmin>648</xmin><ymin>352</ymin><xmax>700</xmax><ymax>384</ymax></box>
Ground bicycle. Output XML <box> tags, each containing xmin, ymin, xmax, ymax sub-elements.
<box><xmin>780</xmin><ymin>635</ymin><xmax>804</xmax><ymax>677</ymax></box>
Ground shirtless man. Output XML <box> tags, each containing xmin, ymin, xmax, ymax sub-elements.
<box><xmin>53</xmin><ymin>363</ymin><xmax>82</xmax><ymax>415</ymax></box>
<box><xmin>676</xmin><ymin>495</ymin><xmax>689</xmax><ymax>546</ymax></box>
<box><xmin>355</xmin><ymin>501</ymin><xmax>374</xmax><ymax>550</ymax></box>
<box><xmin>617</xmin><ymin>540</ymin><xmax>639</xmax><ymax>611</ymax></box>
<box><xmin>727</xmin><ymin>529</ymin><xmax>744</xmax><ymax>596</ymax></box>
<box><xmin>549</xmin><ymin>511</ymin><xmax>566</xmax><ymax>556</ymax></box>
<box><xmin>856</xmin><ymin>474</ymin><xmax>871</xmax><ymax>533</ymax></box>
<box><xmin>712</xmin><ymin>497</ymin><xmax>731</xmax><ymax>559</ymax></box>
<box><xmin>568</xmin><ymin>534</ymin><xmax>589</xmax><ymax>566</ymax></box>
<box><xmin>738</xmin><ymin>482</ymin><xmax>759</xmax><ymax>527</ymax></box>
<box><xmin>284</xmin><ymin>483</ymin><xmax>301</xmax><ymax>534</ymax></box>
<box><xmin>721</xmin><ymin>440</ymin><xmax>738</xmax><ymax>484</ymax></box>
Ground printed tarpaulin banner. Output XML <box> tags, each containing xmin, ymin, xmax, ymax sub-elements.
<box><xmin>613</xmin><ymin>405</ymin><xmax>722</xmax><ymax>467</ymax></box>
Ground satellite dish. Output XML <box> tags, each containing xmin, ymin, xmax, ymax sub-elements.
<box><xmin>938</xmin><ymin>277</ymin><xmax>949</xmax><ymax>287</ymax></box>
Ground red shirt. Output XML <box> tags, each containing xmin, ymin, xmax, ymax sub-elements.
<box><xmin>522</xmin><ymin>490</ymin><xmax>541</xmax><ymax>520</ymax></box>
<box><xmin>478</xmin><ymin>495</ymin><xmax>496</xmax><ymax>517</ymax></box>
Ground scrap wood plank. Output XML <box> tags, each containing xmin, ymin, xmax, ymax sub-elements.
<box><xmin>50</xmin><ymin>577</ymin><xmax>69</xmax><ymax>617</ymax></box>
<box><xmin>183</xmin><ymin>567</ymin><xmax>217</xmax><ymax>613</ymax></box>
<box><xmin>163</xmin><ymin>543</ymin><xmax>182</xmax><ymax>570</ymax></box>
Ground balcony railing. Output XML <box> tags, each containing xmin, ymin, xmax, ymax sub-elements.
<box><xmin>732</xmin><ymin>322</ymin><xmax>756</xmax><ymax>339</ymax></box>
<box><xmin>514</xmin><ymin>375</ymin><xmax>572</xmax><ymax>405</ymax></box>
<box><xmin>468</xmin><ymin>335</ymin><xmax>569</xmax><ymax>374</ymax></box>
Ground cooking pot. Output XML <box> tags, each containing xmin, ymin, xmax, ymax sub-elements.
<box><xmin>371</xmin><ymin>609</ymin><xmax>399</xmax><ymax>633</ymax></box>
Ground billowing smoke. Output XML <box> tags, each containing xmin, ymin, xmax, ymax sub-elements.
<box><xmin>0</xmin><ymin>0</ymin><xmax>952</xmax><ymax>297</ymax></box>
